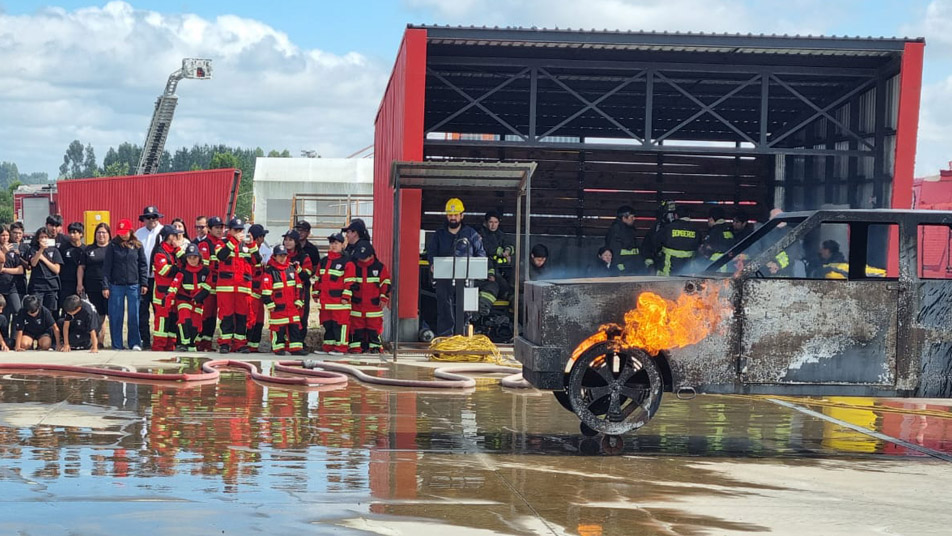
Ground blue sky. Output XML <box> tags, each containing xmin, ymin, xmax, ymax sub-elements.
<box><xmin>0</xmin><ymin>0</ymin><xmax>950</xmax><ymax>178</ymax></box>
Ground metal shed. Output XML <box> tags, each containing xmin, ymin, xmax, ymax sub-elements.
<box><xmin>373</xmin><ymin>25</ymin><xmax>925</xmax><ymax>332</ymax></box>
<box><xmin>388</xmin><ymin>160</ymin><xmax>535</xmax><ymax>348</ymax></box>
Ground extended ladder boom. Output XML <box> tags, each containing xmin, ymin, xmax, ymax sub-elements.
<box><xmin>136</xmin><ymin>58</ymin><xmax>212</xmax><ymax>175</ymax></box>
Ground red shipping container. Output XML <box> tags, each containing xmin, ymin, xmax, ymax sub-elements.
<box><xmin>56</xmin><ymin>169</ymin><xmax>241</xmax><ymax>234</ymax></box>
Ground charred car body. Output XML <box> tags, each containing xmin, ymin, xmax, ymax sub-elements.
<box><xmin>516</xmin><ymin>209</ymin><xmax>952</xmax><ymax>439</ymax></box>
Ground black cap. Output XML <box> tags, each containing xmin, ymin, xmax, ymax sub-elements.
<box><xmin>227</xmin><ymin>217</ymin><xmax>245</xmax><ymax>229</ymax></box>
<box><xmin>139</xmin><ymin>205</ymin><xmax>164</xmax><ymax>221</ymax></box>
<box><xmin>185</xmin><ymin>243</ymin><xmax>201</xmax><ymax>257</ymax></box>
<box><xmin>282</xmin><ymin>229</ymin><xmax>300</xmax><ymax>241</ymax></box>
<box><xmin>207</xmin><ymin>216</ymin><xmax>224</xmax><ymax>228</ymax></box>
<box><xmin>46</xmin><ymin>215</ymin><xmax>63</xmax><ymax>227</ymax></box>
<box><xmin>342</xmin><ymin>218</ymin><xmax>367</xmax><ymax>234</ymax></box>
<box><xmin>67</xmin><ymin>222</ymin><xmax>84</xmax><ymax>233</ymax></box>
<box><xmin>353</xmin><ymin>242</ymin><xmax>375</xmax><ymax>261</ymax></box>
<box><xmin>327</xmin><ymin>232</ymin><xmax>344</xmax><ymax>243</ymax></box>
<box><xmin>248</xmin><ymin>224</ymin><xmax>268</xmax><ymax>238</ymax></box>
<box><xmin>272</xmin><ymin>244</ymin><xmax>288</xmax><ymax>256</ymax></box>
<box><xmin>160</xmin><ymin>224</ymin><xmax>184</xmax><ymax>239</ymax></box>
<box><xmin>294</xmin><ymin>220</ymin><xmax>311</xmax><ymax>231</ymax></box>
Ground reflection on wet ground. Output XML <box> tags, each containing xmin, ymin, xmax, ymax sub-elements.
<box><xmin>0</xmin><ymin>364</ymin><xmax>951</xmax><ymax>535</ymax></box>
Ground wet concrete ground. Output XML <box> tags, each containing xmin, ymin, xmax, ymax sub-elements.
<box><xmin>0</xmin><ymin>351</ymin><xmax>950</xmax><ymax>535</ymax></box>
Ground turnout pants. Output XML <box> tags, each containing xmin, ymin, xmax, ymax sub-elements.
<box><xmin>197</xmin><ymin>294</ymin><xmax>217</xmax><ymax>351</ymax></box>
<box><xmin>319</xmin><ymin>307</ymin><xmax>350</xmax><ymax>353</ymax></box>
<box><xmin>217</xmin><ymin>291</ymin><xmax>250</xmax><ymax>350</ymax></box>
<box><xmin>151</xmin><ymin>304</ymin><xmax>176</xmax><ymax>351</ymax></box>
<box><xmin>271</xmin><ymin>322</ymin><xmax>304</xmax><ymax>353</ymax></box>
<box><xmin>247</xmin><ymin>298</ymin><xmax>265</xmax><ymax>352</ymax></box>
<box><xmin>176</xmin><ymin>303</ymin><xmax>203</xmax><ymax>350</ymax></box>
<box><xmin>349</xmin><ymin>309</ymin><xmax>383</xmax><ymax>353</ymax></box>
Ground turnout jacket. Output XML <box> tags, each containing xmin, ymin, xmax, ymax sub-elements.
<box><xmin>313</xmin><ymin>251</ymin><xmax>356</xmax><ymax>310</ymax></box>
<box><xmin>261</xmin><ymin>257</ymin><xmax>304</xmax><ymax>324</ymax></box>
<box><xmin>167</xmin><ymin>263</ymin><xmax>212</xmax><ymax>311</ymax></box>
<box><xmin>152</xmin><ymin>242</ymin><xmax>181</xmax><ymax>306</ymax></box>
<box><xmin>351</xmin><ymin>256</ymin><xmax>391</xmax><ymax>314</ymax></box>
<box><xmin>604</xmin><ymin>219</ymin><xmax>645</xmax><ymax>273</ymax></box>
<box><xmin>215</xmin><ymin>236</ymin><xmax>259</xmax><ymax>294</ymax></box>
<box><xmin>196</xmin><ymin>236</ymin><xmax>224</xmax><ymax>294</ymax></box>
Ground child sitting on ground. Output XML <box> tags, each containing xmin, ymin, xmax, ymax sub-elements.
<box><xmin>57</xmin><ymin>294</ymin><xmax>99</xmax><ymax>353</ymax></box>
<box><xmin>14</xmin><ymin>295</ymin><xmax>59</xmax><ymax>351</ymax></box>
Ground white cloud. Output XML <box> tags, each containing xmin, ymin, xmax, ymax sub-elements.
<box><xmin>0</xmin><ymin>1</ymin><xmax>388</xmax><ymax>176</ymax></box>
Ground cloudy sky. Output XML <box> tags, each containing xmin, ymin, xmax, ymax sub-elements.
<box><xmin>0</xmin><ymin>0</ymin><xmax>949</xmax><ymax>178</ymax></box>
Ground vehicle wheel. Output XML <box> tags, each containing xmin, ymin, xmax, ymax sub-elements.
<box><xmin>566</xmin><ymin>341</ymin><xmax>663</xmax><ymax>436</ymax></box>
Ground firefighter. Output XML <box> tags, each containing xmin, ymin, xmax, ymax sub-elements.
<box><xmin>167</xmin><ymin>243</ymin><xmax>211</xmax><ymax>352</ymax></box>
<box><xmin>425</xmin><ymin>198</ymin><xmax>486</xmax><ymax>337</ymax></box>
<box><xmin>215</xmin><ymin>218</ymin><xmax>255</xmax><ymax>353</ymax></box>
<box><xmin>815</xmin><ymin>240</ymin><xmax>849</xmax><ymax>279</ymax></box>
<box><xmin>150</xmin><ymin>225</ymin><xmax>184</xmax><ymax>351</ymax></box>
<box><xmin>656</xmin><ymin>203</ymin><xmax>701</xmax><ymax>276</ymax></box>
<box><xmin>195</xmin><ymin>216</ymin><xmax>224</xmax><ymax>351</ymax></box>
<box><xmin>246</xmin><ymin>224</ymin><xmax>269</xmax><ymax>352</ymax></box>
<box><xmin>604</xmin><ymin>205</ymin><xmax>644</xmax><ymax>275</ymax></box>
<box><xmin>478</xmin><ymin>210</ymin><xmax>514</xmax><ymax>293</ymax></box>
<box><xmin>314</xmin><ymin>232</ymin><xmax>355</xmax><ymax>354</ymax></box>
<box><xmin>641</xmin><ymin>200</ymin><xmax>678</xmax><ymax>272</ymax></box>
<box><xmin>261</xmin><ymin>244</ymin><xmax>305</xmax><ymax>356</ymax></box>
<box><xmin>732</xmin><ymin>209</ymin><xmax>754</xmax><ymax>243</ymax></box>
<box><xmin>283</xmin><ymin>229</ymin><xmax>313</xmax><ymax>326</ymax></box>
<box><xmin>700</xmin><ymin>206</ymin><xmax>736</xmax><ymax>263</ymax></box>
<box><xmin>349</xmin><ymin>242</ymin><xmax>390</xmax><ymax>354</ymax></box>
<box><xmin>293</xmin><ymin>220</ymin><xmax>321</xmax><ymax>339</ymax></box>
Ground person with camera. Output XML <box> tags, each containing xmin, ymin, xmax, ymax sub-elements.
<box><xmin>28</xmin><ymin>227</ymin><xmax>63</xmax><ymax>314</ymax></box>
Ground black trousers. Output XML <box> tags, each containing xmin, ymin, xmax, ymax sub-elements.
<box><xmin>85</xmin><ymin>280</ymin><xmax>108</xmax><ymax>330</ymax></box>
<box><xmin>138</xmin><ymin>278</ymin><xmax>153</xmax><ymax>348</ymax></box>
<box><xmin>435</xmin><ymin>280</ymin><xmax>457</xmax><ymax>337</ymax></box>
<box><xmin>2</xmin><ymin>292</ymin><xmax>20</xmax><ymax>340</ymax></box>
<box><xmin>34</xmin><ymin>291</ymin><xmax>58</xmax><ymax>316</ymax></box>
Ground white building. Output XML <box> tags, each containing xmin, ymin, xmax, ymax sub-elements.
<box><xmin>252</xmin><ymin>157</ymin><xmax>374</xmax><ymax>239</ymax></box>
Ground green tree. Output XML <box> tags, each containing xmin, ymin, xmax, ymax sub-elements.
<box><xmin>0</xmin><ymin>161</ymin><xmax>19</xmax><ymax>189</ymax></box>
<box><xmin>59</xmin><ymin>139</ymin><xmax>85</xmax><ymax>179</ymax></box>
<box><xmin>82</xmin><ymin>143</ymin><xmax>98</xmax><ymax>178</ymax></box>
<box><xmin>210</xmin><ymin>152</ymin><xmax>253</xmax><ymax>219</ymax></box>
<box><xmin>102</xmin><ymin>160</ymin><xmax>131</xmax><ymax>177</ymax></box>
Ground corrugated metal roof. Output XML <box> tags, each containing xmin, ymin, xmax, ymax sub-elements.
<box><xmin>412</xmin><ymin>24</ymin><xmax>923</xmax><ymax>55</ymax></box>
<box><xmin>57</xmin><ymin>169</ymin><xmax>240</xmax><ymax>231</ymax></box>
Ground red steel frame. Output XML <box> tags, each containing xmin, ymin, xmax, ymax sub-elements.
<box><xmin>373</xmin><ymin>29</ymin><xmax>426</xmax><ymax>320</ymax></box>
<box><xmin>374</xmin><ymin>30</ymin><xmax>925</xmax><ymax>319</ymax></box>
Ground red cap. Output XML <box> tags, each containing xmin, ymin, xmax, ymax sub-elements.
<box><xmin>116</xmin><ymin>218</ymin><xmax>133</xmax><ymax>235</ymax></box>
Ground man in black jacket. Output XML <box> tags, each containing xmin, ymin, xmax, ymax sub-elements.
<box><xmin>425</xmin><ymin>198</ymin><xmax>486</xmax><ymax>337</ymax></box>
<box><xmin>604</xmin><ymin>205</ymin><xmax>646</xmax><ymax>275</ymax></box>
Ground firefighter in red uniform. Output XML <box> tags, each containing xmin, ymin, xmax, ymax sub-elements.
<box><xmin>215</xmin><ymin>218</ymin><xmax>255</xmax><ymax>353</ymax></box>
<box><xmin>167</xmin><ymin>243</ymin><xmax>212</xmax><ymax>351</ymax></box>
<box><xmin>313</xmin><ymin>232</ymin><xmax>355</xmax><ymax>354</ymax></box>
<box><xmin>196</xmin><ymin>216</ymin><xmax>225</xmax><ymax>351</ymax></box>
<box><xmin>283</xmin><ymin>229</ymin><xmax>313</xmax><ymax>328</ymax></box>
<box><xmin>261</xmin><ymin>244</ymin><xmax>306</xmax><ymax>355</ymax></box>
<box><xmin>246</xmin><ymin>224</ymin><xmax>268</xmax><ymax>352</ymax></box>
<box><xmin>349</xmin><ymin>243</ymin><xmax>391</xmax><ymax>354</ymax></box>
<box><xmin>151</xmin><ymin>225</ymin><xmax>184</xmax><ymax>351</ymax></box>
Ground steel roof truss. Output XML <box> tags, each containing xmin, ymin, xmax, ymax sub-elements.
<box><xmin>655</xmin><ymin>73</ymin><xmax>762</xmax><ymax>144</ymax></box>
<box><xmin>538</xmin><ymin>68</ymin><xmax>646</xmax><ymax>139</ymax></box>
<box><xmin>427</xmin><ymin>69</ymin><xmax>529</xmax><ymax>140</ymax></box>
<box><xmin>767</xmin><ymin>74</ymin><xmax>878</xmax><ymax>149</ymax></box>
<box><xmin>653</xmin><ymin>71</ymin><xmax>758</xmax><ymax>145</ymax></box>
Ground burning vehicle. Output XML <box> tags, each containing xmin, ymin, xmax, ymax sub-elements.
<box><xmin>515</xmin><ymin>210</ymin><xmax>952</xmax><ymax>445</ymax></box>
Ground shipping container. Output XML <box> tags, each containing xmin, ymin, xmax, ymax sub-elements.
<box><xmin>56</xmin><ymin>169</ymin><xmax>241</xmax><ymax>237</ymax></box>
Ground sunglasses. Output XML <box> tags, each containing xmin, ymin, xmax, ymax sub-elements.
<box><xmin>143</xmin><ymin>216</ymin><xmax>159</xmax><ymax>220</ymax></box>
<box><xmin>195</xmin><ymin>225</ymin><xmax>207</xmax><ymax>230</ymax></box>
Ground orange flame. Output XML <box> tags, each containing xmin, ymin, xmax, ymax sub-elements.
<box><xmin>572</xmin><ymin>283</ymin><xmax>726</xmax><ymax>360</ymax></box>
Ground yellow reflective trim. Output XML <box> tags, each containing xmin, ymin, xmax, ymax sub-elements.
<box><xmin>661</xmin><ymin>247</ymin><xmax>695</xmax><ymax>259</ymax></box>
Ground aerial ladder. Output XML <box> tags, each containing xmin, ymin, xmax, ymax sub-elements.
<box><xmin>136</xmin><ymin>58</ymin><xmax>213</xmax><ymax>175</ymax></box>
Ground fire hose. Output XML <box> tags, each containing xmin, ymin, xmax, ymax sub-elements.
<box><xmin>0</xmin><ymin>359</ymin><xmax>529</xmax><ymax>390</ymax></box>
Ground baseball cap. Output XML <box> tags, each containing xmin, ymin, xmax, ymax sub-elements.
<box><xmin>116</xmin><ymin>219</ymin><xmax>133</xmax><ymax>235</ymax></box>
<box><xmin>227</xmin><ymin>217</ymin><xmax>245</xmax><ymax>230</ymax></box>
<box><xmin>272</xmin><ymin>244</ymin><xmax>288</xmax><ymax>256</ymax></box>
<box><xmin>185</xmin><ymin>243</ymin><xmax>201</xmax><ymax>257</ymax></box>
<box><xmin>160</xmin><ymin>224</ymin><xmax>184</xmax><ymax>239</ymax></box>
<box><xmin>353</xmin><ymin>243</ymin><xmax>375</xmax><ymax>261</ymax></box>
<box><xmin>294</xmin><ymin>220</ymin><xmax>311</xmax><ymax>231</ymax></box>
<box><xmin>207</xmin><ymin>216</ymin><xmax>224</xmax><ymax>228</ymax></box>
<box><xmin>248</xmin><ymin>224</ymin><xmax>268</xmax><ymax>239</ymax></box>
<box><xmin>282</xmin><ymin>229</ymin><xmax>301</xmax><ymax>241</ymax></box>
<box><xmin>327</xmin><ymin>232</ymin><xmax>345</xmax><ymax>243</ymax></box>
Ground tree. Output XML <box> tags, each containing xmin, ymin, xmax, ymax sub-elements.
<box><xmin>102</xmin><ymin>160</ymin><xmax>130</xmax><ymax>177</ymax></box>
<box><xmin>82</xmin><ymin>143</ymin><xmax>98</xmax><ymax>178</ymax></box>
<box><xmin>59</xmin><ymin>139</ymin><xmax>85</xmax><ymax>179</ymax></box>
<box><xmin>0</xmin><ymin>161</ymin><xmax>19</xmax><ymax>189</ymax></box>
